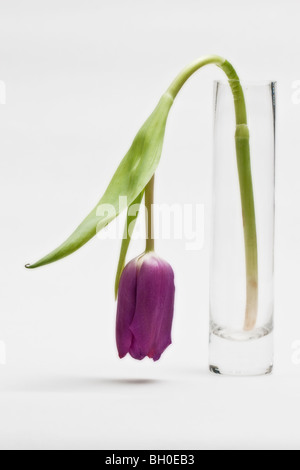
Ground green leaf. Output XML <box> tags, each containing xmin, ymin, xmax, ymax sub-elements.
<box><xmin>26</xmin><ymin>93</ymin><xmax>173</xmax><ymax>269</ymax></box>
<box><xmin>114</xmin><ymin>190</ymin><xmax>144</xmax><ymax>299</ymax></box>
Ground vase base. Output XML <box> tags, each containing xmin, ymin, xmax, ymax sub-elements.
<box><xmin>209</xmin><ymin>364</ymin><xmax>273</xmax><ymax>377</ymax></box>
<box><xmin>209</xmin><ymin>329</ymin><xmax>274</xmax><ymax>377</ymax></box>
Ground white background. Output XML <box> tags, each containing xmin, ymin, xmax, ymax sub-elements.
<box><xmin>0</xmin><ymin>0</ymin><xmax>299</xmax><ymax>450</ymax></box>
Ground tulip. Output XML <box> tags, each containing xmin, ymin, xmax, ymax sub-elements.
<box><xmin>27</xmin><ymin>55</ymin><xmax>258</xmax><ymax>333</ymax></box>
<box><xmin>116</xmin><ymin>253</ymin><xmax>175</xmax><ymax>361</ymax></box>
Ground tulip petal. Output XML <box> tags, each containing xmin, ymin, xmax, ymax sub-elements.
<box><xmin>116</xmin><ymin>258</ymin><xmax>138</xmax><ymax>358</ymax></box>
<box><xmin>117</xmin><ymin>253</ymin><xmax>175</xmax><ymax>362</ymax></box>
<box><xmin>129</xmin><ymin>255</ymin><xmax>163</xmax><ymax>360</ymax></box>
<box><xmin>148</xmin><ymin>260</ymin><xmax>175</xmax><ymax>361</ymax></box>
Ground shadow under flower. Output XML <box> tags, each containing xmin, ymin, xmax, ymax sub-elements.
<box><xmin>3</xmin><ymin>376</ymin><xmax>163</xmax><ymax>393</ymax></box>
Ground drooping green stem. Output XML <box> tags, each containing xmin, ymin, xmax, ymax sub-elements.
<box><xmin>166</xmin><ymin>55</ymin><xmax>258</xmax><ymax>331</ymax></box>
<box><xmin>145</xmin><ymin>175</ymin><xmax>155</xmax><ymax>253</ymax></box>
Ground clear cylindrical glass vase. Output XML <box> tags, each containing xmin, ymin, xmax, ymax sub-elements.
<box><xmin>209</xmin><ymin>81</ymin><xmax>276</xmax><ymax>376</ymax></box>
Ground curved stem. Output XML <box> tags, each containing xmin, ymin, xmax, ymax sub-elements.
<box><xmin>145</xmin><ymin>175</ymin><xmax>155</xmax><ymax>252</ymax></box>
<box><xmin>166</xmin><ymin>56</ymin><xmax>258</xmax><ymax>331</ymax></box>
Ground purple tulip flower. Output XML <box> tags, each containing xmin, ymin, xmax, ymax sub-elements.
<box><xmin>116</xmin><ymin>253</ymin><xmax>175</xmax><ymax>361</ymax></box>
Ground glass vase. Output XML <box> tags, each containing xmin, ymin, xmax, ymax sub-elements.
<box><xmin>209</xmin><ymin>80</ymin><xmax>276</xmax><ymax>376</ymax></box>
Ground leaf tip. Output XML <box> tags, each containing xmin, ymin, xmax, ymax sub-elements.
<box><xmin>25</xmin><ymin>262</ymin><xmax>40</xmax><ymax>269</ymax></box>
<box><xmin>25</xmin><ymin>263</ymin><xmax>32</xmax><ymax>269</ymax></box>
<box><xmin>114</xmin><ymin>280</ymin><xmax>119</xmax><ymax>301</ymax></box>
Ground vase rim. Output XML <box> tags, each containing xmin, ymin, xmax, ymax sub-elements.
<box><xmin>215</xmin><ymin>80</ymin><xmax>276</xmax><ymax>87</ymax></box>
